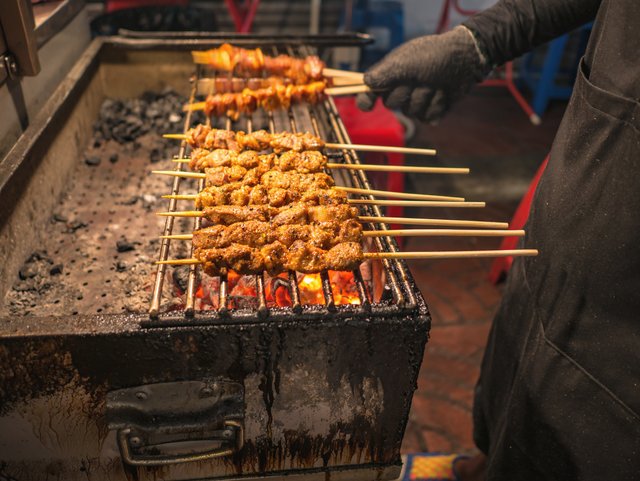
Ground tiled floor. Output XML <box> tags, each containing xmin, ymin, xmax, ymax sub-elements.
<box><xmin>377</xmin><ymin>87</ymin><xmax>567</xmax><ymax>456</ymax></box>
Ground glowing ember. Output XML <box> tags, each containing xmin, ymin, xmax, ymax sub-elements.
<box><xmin>178</xmin><ymin>269</ymin><xmax>362</xmax><ymax>310</ymax></box>
<box><xmin>298</xmin><ymin>273</ymin><xmax>324</xmax><ymax>305</ymax></box>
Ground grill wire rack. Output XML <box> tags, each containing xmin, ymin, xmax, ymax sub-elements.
<box><xmin>148</xmin><ymin>42</ymin><xmax>422</xmax><ymax>325</ymax></box>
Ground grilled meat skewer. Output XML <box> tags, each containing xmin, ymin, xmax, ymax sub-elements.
<box><xmin>184</xmin><ymin>125</ymin><xmax>325</xmax><ymax>153</ymax></box>
<box><xmin>202</xmin><ymin>204</ymin><xmax>359</xmax><ymax>226</ymax></box>
<box><xmin>199</xmin><ymin>81</ymin><xmax>327</xmax><ymax>118</ymax></box>
<box><xmin>200</xmin><ymin>76</ymin><xmax>299</xmax><ymax>93</ymax></box>
<box><xmin>197</xmin><ymin>240</ymin><xmax>363</xmax><ymax>276</ymax></box>
<box><xmin>203</xmin><ymin>166</ymin><xmax>334</xmax><ymax>190</ymax></box>
<box><xmin>194</xmin><ymin>183</ymin><xmax>348</xmax><ymax>209</ymax></box>
<box><xmin>189</xmin><ymin>148</ymin><xmax>327</xmax><ymax>173</ymax></box>
<box><xmin>192</xmin><ymin>219</ymin><xmax>362</xmax><ymax>250</ymax></box>
<box><xmin>193</xmin><ymin>43</ymin><xmax>325</xmax><ymax>84</ymax></box>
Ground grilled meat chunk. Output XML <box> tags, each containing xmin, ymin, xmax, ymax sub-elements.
<box><xmin>194</xmin><ymin>184</ymin><xmax>347</xmax><ymax>209</ymax></box>
<box><xmin>202</xmin><ymin>205</ymin><xmax>271</xmax><ymax>224</ymax></box>
<box><xmin>184</xmin><ymin>126</ymin><xmax>326</xmax><ymax>153</ymax></box>
<box><xmin>192</xmin><ymin>220</ymin><xmax>362</xmax><ymax>250</ymax></box>
<box><xmin>197</xmin><ymin>240</ymin><xmax>363</xmax><ymax>276</ymax></box>
<box><xmin>201</xmin><ymin>204</ymin><xmax>358</xmax><ymax>226</ymax></box>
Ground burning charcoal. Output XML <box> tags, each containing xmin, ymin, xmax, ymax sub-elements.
<box><xmin>52</xmin><ymin>213</ymin><xmax>68</xmax><ymax>223</ymax></box>
<box><xmin>85</xmin><ymin>156</ymin><xmax>101</xmax><ymax>166</ymax></box>
<box><xmin>116</xmin><ymin>240</ymin><xmax>136</xmax><ymax>253</ymax></box>
<box><xmin>116</xmin><ymin>261</ymin><xmax>128</xmax><ymax>272</ymax></box>
<box><xmin>109</xmin><ymin>153</ymin><xmax>119</xmax><ymax>163</ymax></box>
<box><xmin>49</xmin><ymin>264</ymin><xmax>63</xmax><ymax>276</ymax></box>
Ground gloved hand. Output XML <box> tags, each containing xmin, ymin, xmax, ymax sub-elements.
<box><xmin>356</xmin><ymin>26</ymin><xmax>491</xmax><ymax>122</ymax></box>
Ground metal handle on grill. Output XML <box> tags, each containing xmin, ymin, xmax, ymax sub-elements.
<box><xmin>117</xmin><ymin>420</ymin><xmax>243</xmax><ymax>467</ymax></box>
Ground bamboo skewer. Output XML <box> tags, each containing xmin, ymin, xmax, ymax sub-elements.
<box><xmin>151</xmin><ymin>172</ymin><xmax>461</xmax><ymax>201</ymax></box>
<box><xmin>334</xmin><ymin>187</ymin><xmax>463</xmax><ymax>202</ymax></box>
<box><xmin>156</xmin><ymin>211</ymin><xmax>508</xmax><ymax>229</ymax></box>
<box><xmin>358</xmin><ymin>216</ymin><xmax>509</xmax><ymax>229</ymax></box>
<box><xmin>156</xmin><ymin>248</ymin><xmax>538</xmax><ymax>266</ymax></box>
<box><xmin>152</xmin><ymin>170</ymin><xmax>206</xmax><ymax>179</ymax></box>
<box><xmin>363</xmin><ymin>249</ymin><xmax>538</xmax><ymax>260</ymax></box>
<box><xmin>328</xmin><ymin>76</ymin><xmax>367</xmax><ymax>87</ymax></box>
<box><xmin>163</xmin><ymin>134</ymin><xmax>437</xmax><ymax>157</ymax></box>
<box><xmin>163</xmin><ymin>133</ymin><xmax>192</xmax><ymax>140</ymax></box>
<box><xmin>322</xmin><ymin>68</ymin><xmax>365</xmax><ymax>81</ymax></box>
<box><xmin>327</xmin><ymin>162</ymin><xmax>456</xmax><ymax>173</ymax></box>
<box><xmin>160</xmin><ymin>193</ymin><xmax>483</xmax><ymax>208</ymax></box>
<box><xmin>170</xmin><ymin>158</ymin><xmax>464</xmax><ymax>174</ymax></box>
<box><xmin>325</xmin><ymin>85</ymin><xmax>371</xmax><ymax>95</ymax></box>
<box><xmin>160</xmin><ymin>229</ymin><xmax>524</xmax><ymax>241</ymax></box>
<box><xmin>327</xmin><ymin>143</ymin><xmax>436</xmax><ymax>156</ymax></box>
<box><xmin>347</xmin><ymin>199</ymin><xmax>480</xmax><ymax>207</ymax></box>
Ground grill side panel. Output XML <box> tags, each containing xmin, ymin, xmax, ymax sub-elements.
<box><xmin>0</xmin><ymin>315</ymin><xmax>428</xmax><ymax>479</ymax></box>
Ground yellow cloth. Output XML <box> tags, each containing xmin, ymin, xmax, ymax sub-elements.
<box><xmin>409</xmin><ymin>453</ymin><xmax>459</xmax><ymax>480</ymax></box>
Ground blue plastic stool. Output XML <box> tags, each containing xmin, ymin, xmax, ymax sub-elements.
<box><xmin>519</xmin><ymin>23</ymin><xmax>592</xmax><ymax>117</ymax></box>
<box><xmin>348</xmin><ymin>0</ymin><xmax>404</xmax><ymax>69</ymax></box>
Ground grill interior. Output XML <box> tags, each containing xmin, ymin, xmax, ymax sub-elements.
<box><xmin>150</xmin><ymin>43</ymin><xmax>420</xmax><ymax>324</ymax></box>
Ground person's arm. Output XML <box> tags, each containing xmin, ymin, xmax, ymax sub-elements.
<box><xmin>357</xmin><ymin>0</ymin><xmax>601</xmax><ymax>121</ymax></box>
<box><xmin>464</xmin><ymin>0</ymin><xmax>601</xmax><ymax>67</ymax></box>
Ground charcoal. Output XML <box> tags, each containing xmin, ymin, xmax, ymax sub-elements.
<box><xmin>85</xmin><ymin>156</ymin><xmax>101</xmax><ymax>166</ymax></box>
<box><xmin>49</xmin><ymin>264</ymin><xmax>63</xmax><ymax>276</ymax></box>
<box><xmin>67</xmin><ymin>220</ymin><xmax>88</xmax><ymax>232</ymax></box>
<box><xmin>109</xmin><ymin>153</ymin><xmax>119</xmax><ymax>163</ymax></box>
<box><xmin>116</xmin><ymin>261</ymin><xmax>128</xmax><ymax>272</ymax></box>
<box><xmin>93</xmin><ymin>90</ymin><xmax>187</xmax><ymax>145</ymax></box>
<box><xmin>172</xmin><ymin>265</ymin><xmax>192</xmax><ymax>292</ymax></box>
<box><xmin>146</xmin><ymin>108</ymin><xmax>160</xmax><ymax>119</ymax></box>
<box><xmin>28</xmin><ymin>251</ymin><xmax>50</xmax><ymax>263</ymax></box>
<box><xmin>116</xmin><ymin>240</ymin><xmax>135</xmax><ymax>253</ymax></box>
<box><xmin>149</xmin><ymin>148</ymin><xmax>162</xmax><ymax>163</ymax></box>
<box><xmin>19</xmin><ymin>264</ymin><xmax>39</xmax><ymax>280</ymax></box>
<box><xmin>142</xmin><ymin>194</ymin><xmax>157</xmax><ymax>208</ymax></box>
<box><xmin>121</xmin><ymin>196</ymin><xmax>139</xmax><ymax>206</ymax></box>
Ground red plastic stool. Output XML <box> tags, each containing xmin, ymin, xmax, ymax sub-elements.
<box><xmin>105</xmin><ymin>0</ymin><xmax>187</xmax><ymax>13</ymax></box>
<box><xmin>489</xmin><ymin>156</ymin><xmax>548</xmax><ymax>284</ymax></box>
<box><xmin>334</xmin><ymin>97</ymin><xmax>405</xmax><ymax>232</ymax></box>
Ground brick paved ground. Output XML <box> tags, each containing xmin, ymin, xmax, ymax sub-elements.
<box><xmin>401</xmin><ymin>203</ymin><xmax>514</xmax><ymax>455</ymax></box>
<box><xmin>382</xmin><ymin>88</ymin><xmax>567</xmax><ymax>457</ymax></box>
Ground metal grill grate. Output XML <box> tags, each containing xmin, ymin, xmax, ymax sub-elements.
<box><xmin>147</xmin><ymin>42</ymin><xmax>420</xmax><ymax>324</ymax></box>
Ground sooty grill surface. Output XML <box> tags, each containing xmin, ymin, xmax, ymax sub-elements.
<box><xmin>1</xmin><ymin>90</ymin><xmax>203</xmax><ymax>317</ymax></box>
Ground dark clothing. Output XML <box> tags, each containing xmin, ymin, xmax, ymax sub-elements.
<box><xmin>467</xmin><ymin>1</ymin><xmax>640</xmax><ymax>479</ymax></box>
<box><xmin>464</xmin><ymin>0</ymin><xmax>601</xmax><ymax>66</ymax></box>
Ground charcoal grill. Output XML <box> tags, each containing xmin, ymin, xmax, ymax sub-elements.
<box><xmin>150</xmin><ymin>43</ymin><xmax>421</xmax><ymax>325</ymax></box>
<box><xmin>0</xmin><ymin>34</ymin><xmax>430</xmax><ymax>481</ymax></box>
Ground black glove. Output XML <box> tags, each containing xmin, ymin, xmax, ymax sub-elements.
<box><xmin>356</xmin><ymin>26</ymin><xmax>490</xmax><ymax>122</ymax></box>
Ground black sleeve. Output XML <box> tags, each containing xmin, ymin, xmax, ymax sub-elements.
<box><xmin>463</xmin><ymin>0</ymin><xmax>601</xmax><ymax>66</ymax></box>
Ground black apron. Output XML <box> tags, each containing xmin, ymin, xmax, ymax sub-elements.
<box><xmin>473</xmin><ymin>2</ymin><xmax>640</xmax><ymax>479</ymax></box>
